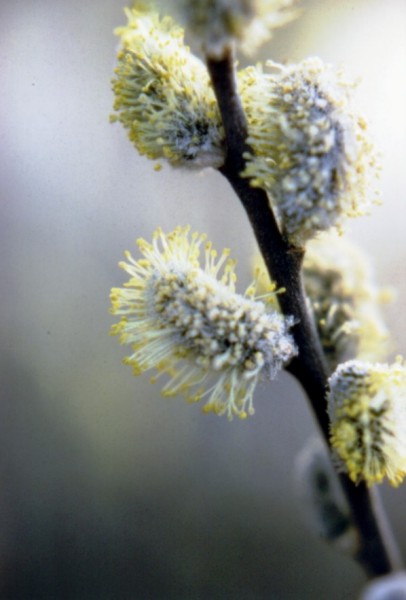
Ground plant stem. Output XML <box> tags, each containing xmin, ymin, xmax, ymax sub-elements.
<box><xmin>207</xmin><ymin>49</ymin><xmax>403</xmax><ymax>577</ymax></box>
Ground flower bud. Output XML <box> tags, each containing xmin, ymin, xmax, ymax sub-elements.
<box><xmin>294</xmin><ymin>437</ymin><xmax>356</xmax><ymax>550</ymax></box>
<box><xmin>359</xmin><ymin>573</ymin><xmax>406</xmax><ymax>600</ymax></box>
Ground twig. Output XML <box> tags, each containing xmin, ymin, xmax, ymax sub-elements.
<box><xmin>207</xmin><ymin>48</ymin><xmax>403</xmax><ymax>577</ymax></box>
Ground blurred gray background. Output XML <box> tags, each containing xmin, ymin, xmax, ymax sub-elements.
<box><xmin>0</xmin><ymin>0</ymin><xmax>405</xmax><ymax>598</ymax></box>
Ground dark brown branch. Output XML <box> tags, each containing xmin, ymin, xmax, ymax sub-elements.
<box><xmin>207</xmin><ymin>49</ymin><xmax>402</xmax><ymax>577</ymax></box>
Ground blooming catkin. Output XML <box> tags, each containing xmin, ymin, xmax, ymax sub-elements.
<box><xmin>152</xmin><ymin>0</ymin><xmax>298</xmax><ymax>57</ymax></box>
<box><xmin>111</xmin><ymin>6</ymin><xmax>224</xmax><ymax>169</ymax></box>
<box><xmin>253</xmin><ymin>232</ymin><xmax>391</xmax><ymax>371</ymax></box>
<box><xmin>302</xmin><ymin>233</ymin><xmax>391</xmax><ymax>371</ymax></box>
<box><xmin>241</xmin><ymin>58</ymin><xmax>380</xmax><ymax>245</ymax></box>
<box><xmin>328</xmin><ymin>359</ymin><xmax>406</xmax><ymax>487</ymax></box>
<box><xmin>110</xmin><ymin>227</ymin><xmax>297</xmax><ymax>419</ymax></box>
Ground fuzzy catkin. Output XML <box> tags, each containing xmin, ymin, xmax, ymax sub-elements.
<box><xmin>111</xmin><ymin>227</ymin><xmax>297</xmax><ymax>419</ymax></box>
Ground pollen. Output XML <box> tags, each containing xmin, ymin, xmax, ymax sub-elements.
<box><xmin>110</xmin><ymin>226</ymin><xmax>297</xmax><ymax>419</ymax></box>
<box><xmin>328</xmin><ymin>359</ymin><xmax>406</xmax><ymax>487</ymax></box>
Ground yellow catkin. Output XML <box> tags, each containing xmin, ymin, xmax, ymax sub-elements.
<box><xmin>111</xmin><ymin>6</ymin><xmax>224</xmax><ymax>168</ymax></box>
<box><xmin>328</xmin><ymin>359</ymin><xmax>406</xmax><ymax>487</ymax></box>
<box><xmin>110</xmin><ymin>227</ymin><xmax>297</xmax><ymax>419</ymax></box>
<box><xmin>240</xmin><ymin>58</ymin><xmax>380</xmax><ymax>245</ymax></box>
<box><xmin>153</xmin><ymin>0</ymin><xmax>298</xmax><ymax>57</ymax></box>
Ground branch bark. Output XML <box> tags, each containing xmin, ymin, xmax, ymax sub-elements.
<box><xmin>207</xmin><ymin>48</ymin><xmax>403</xmax><ymax>577</ymax></box>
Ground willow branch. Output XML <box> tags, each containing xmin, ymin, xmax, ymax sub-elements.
<box><xmin>206</xmin><ymin>48</ymin><xmax>402</xmax><ymax>577</ymax></box>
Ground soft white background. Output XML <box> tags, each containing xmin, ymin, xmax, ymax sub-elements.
<box><xmin>0</xmin><ymin>1</ymin><xmax>405</xmax><ymax>598</ymax></box>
